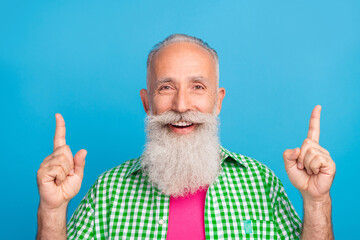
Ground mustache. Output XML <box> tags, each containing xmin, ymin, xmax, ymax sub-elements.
<box><xmin>146</xmin><ymin>110</ymin><xmax>216</xmax><ymax>126</ymax></box>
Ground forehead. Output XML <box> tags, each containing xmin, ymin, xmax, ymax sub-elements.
<box><xmin>149</xmin><ymin>42</ymin><xmax>217</xmax><ymax>82</ymax></box>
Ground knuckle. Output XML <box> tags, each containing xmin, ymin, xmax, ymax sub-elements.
<box><xmin>309</xmin><ymin>159</ymin><xmax>318</xmax><ymax>167</ymax></box>
<box><xmin>303</xmin><ymin>138</ymin><xmax>312</xmax><ymax>145</ymax></box>
<box><xmin>62</xmin><ymin>145</ymin><xmax>73</xmax><ymax>157</ymax></box>
<box><xmin>58</xmin><ymin>170</ymin><xmax>66</xmax><ymax>178</ymax></box>
<box><xmin>61</xmin><ymin>154</ymin><xmax>71</xmax><ymax>166</ymax></box>
<box><xmin>53</xmin><ymin>165</ymin><xmax>64</xmax><ymax>173</ymax></box>
<box><xmin>56</xmin><ymin>144</ymin><xmax>70</xmax><ymax>153</ymax></box>
<box><xmin>309</xmin><ymin>148</ymin><xmax>317</xmax><ymax>155</ymax></box>
<box><xmin>64</xmin><ymin>145</ymin><xmax>71</xmax><ymax>151</ymax></box>
<box><xmin>314</xmin><ymin>154</ymin><xmax>324</xmax><ymax>161</ymax></box>
<box><xmin>57</xmin><ymin>160</ymin><xmax>68</xmax><ymax>170</ymax></box>
<box><xmin>282</xmin><ymin>150</ymin><xmax>289</xmax><ymax>158</ymax></box>
<box><xmin>58</xmin><ymin>154</ymin><xmax>66</xmax><ymax>162</ymax></box>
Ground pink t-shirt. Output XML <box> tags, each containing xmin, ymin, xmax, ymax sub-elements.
<box><xmin>166</xmin><ymin>187</ymin><xmax>208</xmax><ymax>240</ymax></box>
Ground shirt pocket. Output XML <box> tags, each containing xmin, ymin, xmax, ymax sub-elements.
<box><xmin>239</xmin><ymin>219</ymin><xmax>276</xmax><ymax>239</ymax></box>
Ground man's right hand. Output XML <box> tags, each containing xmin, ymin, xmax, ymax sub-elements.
<box><xmin>37</xmin><ymin>113</ymin><xmax>87</xmax><ymax>210</ymax></box>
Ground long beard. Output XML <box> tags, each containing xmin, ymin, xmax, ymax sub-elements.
<box><xmin>141</xmin><ymin>110</ymin><xmax>221</xmax><ymax>197</ymax></box>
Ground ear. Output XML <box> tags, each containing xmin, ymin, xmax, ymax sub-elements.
<box><xmin>140</xmin><ymin>89</ymin><xmax>150</xmax><ymax>115</ymax></box>
<box><xmin>215</xmin><ymin>87</ymin><xmax>226</xmax><ymax>115</ymax></box>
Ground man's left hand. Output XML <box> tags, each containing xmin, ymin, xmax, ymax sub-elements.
<box><xmin>283</xmin><ymin>105</ymin><xmax>336</xmax><ymax>201</ymax></box>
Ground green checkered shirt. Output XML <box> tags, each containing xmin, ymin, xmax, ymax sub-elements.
<box><xmin>67</xmin><ymin>147</ymin><xmax>302</xmax><ymax>239</ymax></box>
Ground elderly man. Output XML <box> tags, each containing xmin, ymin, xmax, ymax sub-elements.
<box><xmin>37</xmin><ymin>34</ymin><xmax>336</xmax><ymax>239</ymax></box>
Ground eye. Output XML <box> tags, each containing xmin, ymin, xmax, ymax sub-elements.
<box><xmin>159</xmin><ymin>85</ymin><xmax>172</xmax><ymax>91</ymax></box>
<box><xmin>194</xmin><ymin>85</ymin><xmax>205</xmax><ymax>90</ymax></box>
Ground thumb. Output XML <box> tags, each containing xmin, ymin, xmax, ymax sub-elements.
<box><xmin>74</xmin><ymin>149</ymin><xmax>87</xmax><ymax>179</ymax></box>
<box><xmin>283</xmin><ymin>148</ymin><xmax>300</xmax><ymax>167</ymax></box>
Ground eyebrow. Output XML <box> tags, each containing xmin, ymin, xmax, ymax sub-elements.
<box><xmin>157</xmin><ymin>78</ymin><xmax>174</xmax><ymax>84</ymax></box>
<box><xmin>156</xmin><ymin>75</ymin><xmax>209</xmax><ymax>85</ymax></box>
<box><xmin>155</xmin><ymin>78</ymin><xmax>174</xmax><ymax>88</ymax></box>
<box><xmin>188</xmin><ymin>75</ymin><xmax>209</xmax><ymax>83</ymax></box>
<box><xmin>155</xmin><ymin>75</ymin><xmax>209</xmax><ymax>87</ymax></box>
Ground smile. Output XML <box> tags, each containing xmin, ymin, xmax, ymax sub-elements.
<box><xmin>169</xmin><ymin>121</ymin><xmax>196</xmax><ymax>134</ymax></box>
<box><xmin>171</xmin><ymin>120</ymin><xmax>194</xmax><ymax>127</ymax></box>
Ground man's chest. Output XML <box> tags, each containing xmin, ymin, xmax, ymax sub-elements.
<box><xmin>92</xmin><ymin>164</ymin><xmax>276</xmax><ymax>239</ymax></box>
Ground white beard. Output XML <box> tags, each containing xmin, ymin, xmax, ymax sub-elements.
<box><xmin>141</xmin><ymin>110</ymin><xmax>221</xmax><ymax>197</ymax></box>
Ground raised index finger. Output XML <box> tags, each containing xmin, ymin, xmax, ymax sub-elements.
<box><xmin>54</xmin><ymin>113</ymin><xmax>66</xmax><ymax>151</ymax></box>
<box><xmin>307</xmin><ymin>105</ymin><xmax>321</xmax><ymax>143</ymax></box>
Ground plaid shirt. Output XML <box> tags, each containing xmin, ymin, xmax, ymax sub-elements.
<box><xmin>67</xmin><ymin>147</ymin><xmax>302</xmax><ymax>239</ymax></box>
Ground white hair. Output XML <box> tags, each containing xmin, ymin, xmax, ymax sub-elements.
<box><xmin>141</xmin><ymin>110</ymin><xmax>221</xmax><ymax>197</ymax></box>
<box><xmin>146</xmin><ymin>34</ymin><xmax>219</xmax><ymax>89</ymax></box>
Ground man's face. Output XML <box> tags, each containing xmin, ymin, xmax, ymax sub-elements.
<box><xmin>140</xmin><ymin>42</ymin><xmax>225</xmax><ymax>135</ymax></box>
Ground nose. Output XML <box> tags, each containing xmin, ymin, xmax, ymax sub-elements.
<box><xmin>172</xmin><ymin>88</ymin><xmax>191</xmax><ymax>113</ymax></box>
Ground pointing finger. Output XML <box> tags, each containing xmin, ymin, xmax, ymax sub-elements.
<box><xmin>307</xmin><ymin>105</ymin><xmax>321</xmax><ymax>143</ymax></box>
<box><xmin>54</xmin><ymin>113</ymin><xmax>66</xmax><ymax>151</ymax></box>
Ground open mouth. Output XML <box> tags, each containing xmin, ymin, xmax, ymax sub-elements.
<box><xmin>170</xmin><ymin>121</ymin><xmax>194</xmax><ymax>128</ymax></box>
<box><xmin>169</xmin><ymin>120</ymin><xmax>195</xmax><ymax>134</ymax></box>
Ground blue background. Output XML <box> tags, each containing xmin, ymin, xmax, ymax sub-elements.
<box><xmin>1</xmin><ymin>0</ymin><xmax>359</xmax><ymax>238</ymax></box>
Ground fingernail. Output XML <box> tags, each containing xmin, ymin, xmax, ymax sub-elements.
<box><xmin>297</xmin><ymin>163</ymin><xmax>303</xmax><ymax>169</ymax></box>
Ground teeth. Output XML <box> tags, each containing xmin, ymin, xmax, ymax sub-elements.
<box><xmin>172</xmin><ymin>121</ymin><xmax>193</xmax><ymax>127</ymax></box>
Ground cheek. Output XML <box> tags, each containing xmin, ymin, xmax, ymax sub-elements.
<box><xmin>151</xmin><ymin>95</ymin><xmax>174</xmax><ymax>114</ymax></box>
<box><xmin>193</xmin><ymin>94</ymin><xmax>217</xmax><ymax>112</ymax></box>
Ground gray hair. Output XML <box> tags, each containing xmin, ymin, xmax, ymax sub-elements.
<box><xmin>146</xmin><ymin>34</ymin><xmax>219</xmax><ymax>88</ymax></box>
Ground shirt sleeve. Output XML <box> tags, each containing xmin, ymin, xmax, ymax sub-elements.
<box><xmin>273</xmin><ymin>179</ymin><xmax>302</xmax><ymax>239</ymax></box>
<box><xmin>66</xmin><ymin>183</ymin><xmax>96</xmax><ymax>240</ymax></box>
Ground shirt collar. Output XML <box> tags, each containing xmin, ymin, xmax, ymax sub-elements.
<box><xmin>219</xmin><ymin>146</ymin><xmax>249</xmax><ymax>169</ymax></box>
<box><xmin>125</xmin><ymin>146</ymin><xmax>249</xmax><ymax>178</ymax></box>
<box><xmin>124</xmin><ymin>156</ymin><xmax>143</xmax><ymax>178</ymax></box>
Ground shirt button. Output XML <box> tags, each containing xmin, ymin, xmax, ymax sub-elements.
<box><xmin>159</xmin><ymin>219</ymin><xmax>164</xmax><ymax>225</ymax></box>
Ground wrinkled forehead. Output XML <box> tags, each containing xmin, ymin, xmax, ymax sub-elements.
<box><xmin>147</xmin><ymin>42</ymin><xmax>218</xmax><ymax>89</ymax></box>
